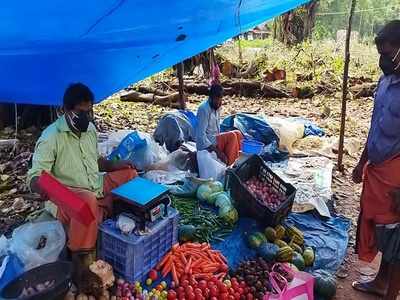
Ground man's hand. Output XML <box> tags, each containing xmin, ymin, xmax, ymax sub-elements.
<box><xmin>112</xmin><ymin>160</ymin><xmax>135</xmax><ymax>171</ymax></box>
<box><xmin>30</xmin><ymin>177</ymin><xmax>49</xmax><ymax>202</ymax></box>
<box><xmin>352</xmin><ymin>163</ymin><xmax>364</xmax><ymax>184</ymax></box>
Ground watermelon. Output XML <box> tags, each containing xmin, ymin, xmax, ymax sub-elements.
<box><xmin>178</xmin><ymin>225</ymin><xmax>196</xmax><ymax>242</ymax></box>
<box><xmin>312</xmin><ymin>269</ymin><xmax>337</xmax><ymax>300</ymax></box>
<box><xmin>220</xmin><ymin>207</ymin><xmax>239</xmax><ymax>225</ymax></box>
<box><xmin>258</xmin><ymin>242</ymin><xmax>279</xmax><ymax>262</ymax></box>
<box><xmin>248</xmin><ymin>233</ymin><xmax>265</xmax><ymax>249</ymax></box>
<box><xmin>291</xmin><ymin>252</ymin><xmax>305</xmax><ymax>271</ymax></box>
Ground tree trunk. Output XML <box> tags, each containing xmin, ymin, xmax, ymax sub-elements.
<box><xmin>276</xmin><ymin>0</ymin><xmax>319</xmax><ymax>45</ymax></box>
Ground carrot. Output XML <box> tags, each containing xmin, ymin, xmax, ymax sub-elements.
<box><xmin>185</xmin><ymin>257</ymin><xmax>192</xmax><ymax>274</ymax></box>
<box><xmin>171</xmin><ymin>263</ymin><xmax>179</xmax><ymax>284</ymax></box>
<box><xmin>161</xmin><ymin>256</ymin><xmax>173</xmax><ymax>277</ymax></box>
<box><xmin>156</xmin><ymin>252</ymin><xmax>171</xmax><ymax>270</ymax></box>
<box><xmin>180</xmin><ymin>252</ymin><xmax>188</xmax><ymax>265</ymax></box>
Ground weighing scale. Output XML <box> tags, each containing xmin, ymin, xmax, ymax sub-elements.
<box><xmin>112</xmin><ymin>177</ymin><xmax>170</xmax><ymax>230</ymax></box>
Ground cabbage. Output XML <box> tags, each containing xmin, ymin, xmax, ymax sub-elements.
<box><xmin>196</xmin><ymin>183</ymin><xmax>213</xmax><ymax>202</ymax></box>
<box><xmin>215</xmin><ymin>193</ymin><xmax>232</xmax><ymax>208</ymax></box>
<box><xmin>197</xmin><ymin>181</ymin><xmax>224</xmax><ymax>203</ymax></box>
<box><xmin>209</xmin><ymin>181</ymin><xmax>224</xmax><ymax>193</ymax></box>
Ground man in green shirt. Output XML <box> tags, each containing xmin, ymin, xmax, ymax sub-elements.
<box><xmin>28</xmin><ymin>83</ymin><xmax>137</xmax><ymax>292</ymax></box>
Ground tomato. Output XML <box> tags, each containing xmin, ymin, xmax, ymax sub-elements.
<box><xmin>219</xmin><ymin>284</ymin><xmax>228</xmax><ymax>293</ymax></box>
<box><xmin>210</xmin><ymin>286</ymin><xmax>219</xmax><ymax>297</ymax></box>
<box><xmin>203</xmin><ymin>288</ymin><xmax>210</xmax><ymax>298</ymax></box>
<box><xmin>240</xmin><ymin>281</ymin><xmax>246</xmax><ymax>288</ymax></box>
<box><xmin>246</xmin><ymin>293</ymin><xmax>254</xmax><ymax>300</ymax></box>
<box><xmin>148</xmin><ymin>269</ymin><xmax>158</xmax><ymax>281</ymax></box>
<box><xmin>228</xmin><ymin>296</ymin><xmax>235</xmax><ymax>300</ymax></box>
<box><xmin>182</xmin><ymin>280</ymin><xmax>190</xmax><ymax>288</ymax></box>
<box><xmin>198</xmin><ymin>280</ymin><xmax>207</xmax><ymax>291</ymax></box>
<box><xmin>234</xmin><ymin>292</ymin><xmax>241</xmax><ymax>299</ymax></box>
<box><xmin>229</xmin><ymin>288</ymin><xmax>235</xmax><ymax>295</ymax></box>
<box><xmin>207</xmin><ymin>281</ymin><xmax>215</xmax><ymax>289</ymax></box>
<box><xmin>220</xmin><ymin>292</ymin><xmax>229</xmax><ymax>300</ymax></box>
<box><xmin>186</xmin><ymin>286</ymin><xmax>194</xmax><ymax>295</ymax></box>
<box><xmin>156</xmin><ymin>284</ymin><xmax>164</xmax><ymax>291</ymax></box>
<box><xmin>167</xmin><ymin>290</ymin><xmax>177</xmax><ymax>300</ymax></box>
<box><xmin>237</xmin><ymin>288</ymin><xmax>244</xmax><ymax>295</ymax></box>
<box><xmin>194</xmin><ymin>288</ymin><xmax>203</xmax><ymax>295</ymax></box>
<box><xmin>210</xmin><ymin>297</ymin><xmax>218</xmax><ymax>300</ymax></box>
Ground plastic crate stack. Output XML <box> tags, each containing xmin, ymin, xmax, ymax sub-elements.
<box><xmin>98</xmin><ymin>207</ymin><xmax>179</xmax><ymax>283</ymax></box>
<box><xmin>226</xmin><ymin>155</ymin><xmax>296</xmax><ymax>227</ymax></box>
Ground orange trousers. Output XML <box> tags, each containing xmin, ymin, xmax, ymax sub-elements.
<box><xmin>216</xmin><ymin>130</ymin><xmax>243</xmax><ymax>165</ymax></box>
<box><xmin>356</xmin><ymin>156</ymin><xmax>400</xmax><ymax>262</ymax></box>
<box><xmin>57</xmin><ymin>168</ymin><xmax>137</xmax><ymax>251</ymax></box>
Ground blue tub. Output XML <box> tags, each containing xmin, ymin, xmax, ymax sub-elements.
<box><xmin>241</xmin><ymin>139</ymin><xmax>264</xmax><ymax>155</ymax></box>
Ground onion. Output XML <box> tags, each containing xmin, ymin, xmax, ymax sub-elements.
<box><xmin>76</xmin><ymin>294</ymin><xmax>88</xmax><ymax>300</ymax></box>
<box><xmin>117</xmin><ymin>278</ymin><xmax>125</xmax><ymax>286</ymax></box>
<box><xmin>64</xmin><ymin>291</ymin><xmax>75</xmax><ymax>300</ymax></box>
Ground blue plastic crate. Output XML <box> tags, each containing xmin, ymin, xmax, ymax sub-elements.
<box><xmin>241</xmin><ymin>139</ymin><xmax>264</xmax><ymax>155</ymax></box>
<box><xmin>98</xmin><ymin>208</ymin><xmax>179</xmax><ymax>283</ymax></box>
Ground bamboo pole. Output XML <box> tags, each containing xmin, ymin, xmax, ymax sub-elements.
<box><xmin>338</xmin><ymin>0</ymin><xmax>357</xmax><ymax>171</ymax></box>
<box><xmin>176</xmin><ymin>62</ymin><xmax>186</xmax><ymax>109</ymax></box>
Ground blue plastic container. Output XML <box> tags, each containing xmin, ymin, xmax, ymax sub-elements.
<box><xmin>108</xmin><ymin>132</ymin><xmax>147</xmax><ymax>161</ymax></box>
<box><xmin>98</xmin><ymin>208</ymin><xmax>179</xmax><ymax>283</ymax></box>
<box><xmin>0</xmin><ymin>254</ymin><xmax>24</xmax><ymax>291</ymax></box>
<box><xmin>241</xmin><ymin>139</ymin><xmax>264</xmax><ymax>155</ymax></box>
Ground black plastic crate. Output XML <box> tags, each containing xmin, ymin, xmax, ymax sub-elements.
<box><xmin>226</xmin><ymin>155</ymin><xmax>296</xmax><ymax>226</ymax></box>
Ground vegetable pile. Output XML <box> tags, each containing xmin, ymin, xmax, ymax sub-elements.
<box><xmin>247</xmin><ymin>224</ymin><xmax>315</xmax><ymax>270</ymax></box>
<box><xmin>231</xmin><ymin>258</ymin><xmax>295</xmax><ymax>299</ymax></box>
<box><xmin>156</xmin><ymin>243</ymin><xmax>228</xmax><ymax>284</ymax></box>
<box><xmin>173</xmin><ymin>197</ymin><xmax>235</xmax><ymax>243</ymax></box>
<box><xmin>166</xmin><ymin>275</ymin><xmax>251</xmax><ymax>300</ymax></box>
<box><xmin>245</xmin><ymin>177</ymin><xmax>285</xmax><ymax>210</ymax></box>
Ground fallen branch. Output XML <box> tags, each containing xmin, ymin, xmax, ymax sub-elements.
<box><xmin>120</xmin><ymin>91</ymin><xmax>181</xmax><ymax>108</ymax></box>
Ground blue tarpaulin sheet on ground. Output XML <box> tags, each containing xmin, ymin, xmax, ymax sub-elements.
<box><xmin>212</xmin><ymin>213</ymin><xmax>351</xmax><ymax>273</ymax></box>
<box><xmin>0</xmin><ymin>0</ymin><xmax>309</xmax><ymax>105</ymax></box>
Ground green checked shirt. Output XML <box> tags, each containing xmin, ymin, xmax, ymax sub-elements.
<box><xmin>27</xmin><ymin>115</ymin><xmax>103</xmax><ymax>198</ymax></box>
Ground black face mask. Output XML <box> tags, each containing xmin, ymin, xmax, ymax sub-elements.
<box><xmin>67</xmin><ymin>111</ymin><xmax>90</xmax><ymax>133</ymax></box>
<box><xmin>379</xmin><ymin>48</ymin><xmax>400</xmax><ymax>75</ymax></box>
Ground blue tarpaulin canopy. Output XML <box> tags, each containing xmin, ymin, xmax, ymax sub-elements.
<box><xmin>0</xmin><ymin>0</ymin><xmax>309</xmax><ymax>105</ymax></box>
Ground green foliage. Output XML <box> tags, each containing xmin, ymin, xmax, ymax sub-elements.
<box><xmin>314</xmin><ymin>0</ymin><xmax>400</xmax><ymax>40</ymax></box>
<box><xmin>235</xmin><ymin>38</ymin><xmax>273</xmax><ymax>49</ymax></box>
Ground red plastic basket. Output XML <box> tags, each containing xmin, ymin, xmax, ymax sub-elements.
<box><xmin>37</xmin><ymin>171</ymin><xmax>95</xmax><ymax>226</ymax></box>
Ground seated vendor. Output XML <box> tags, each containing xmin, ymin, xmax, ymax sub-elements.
<box><xmin>196</xmin><ymin>84</ymin><xmax>243</xmax><ymax>165</ymax></box>
<box><xmin>27</xmin><ymin>83</ymin><xmax>137</xmax><ymax>290</ymax></box>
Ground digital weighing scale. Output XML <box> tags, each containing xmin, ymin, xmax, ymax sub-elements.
<box><xmin>112</xmin><ymin>177</ymin><xmax>170</xmax><ymax>230</ymax></box>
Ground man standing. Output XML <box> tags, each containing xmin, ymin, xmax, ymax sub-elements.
<box><xmin>28</xmin><ymin>83</ymin><xmax>137</xmax><ymax>291</ymax></box>
<box><xmin>352</xmin><ymin>21</ymin><xmax>400</xmax><ymax>300</ymax></box>
<box><xmin>196</xmin><ymin>84</ymin><xmax>243</xmax><ymax>165</ymax></box>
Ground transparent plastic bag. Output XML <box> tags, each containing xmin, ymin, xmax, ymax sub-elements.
<box><xmin>10</xmin><ymin>221</ymin><xmax>66</xmax><ymax>271</ymax></box>
<box><xmin>197</xmin><ymin>150</ymin><xmax>226</xmax><ymax>182</ymax></box>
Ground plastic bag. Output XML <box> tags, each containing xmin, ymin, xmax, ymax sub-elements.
<box><xmin>129</xmin><ymin>132</ymin><xmax>168</xmax><ymax>170</ymax></box>
<box><xmin>197</xmin><ymin>150</ymin><xmax>226</xmax><ymax>182</ymax></box>
<box><xmin>264</xmin><ymin>271</ymin><xmax>314</xmax><ymax>300</ymax></box>
<box><xmin>0</xmin><ymin>254</ymin><xmax>24</xmax><ymax>290</ymax></box>
<box><xmin>268</xmin><ymin>117</ymin><xmax>305</xmax><ymax>155</ymax></box>
<box><xmin>144</xmin><ymin>170</ymin><xmax>188</xmax><ymax>184</ymax></box>
<box><xmin>117</xmin><ymin>215</ymin><xmax>136</xmax><ymax>235</ymax></box>
<box><xmin>10</xmin><ymin>221</ymin><xmax>66</xmax><ymax>271</ymax></box>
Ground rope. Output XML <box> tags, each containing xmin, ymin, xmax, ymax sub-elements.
<box><xmin>317</xmin><ymin>6</ymin><xmax>391</xmax><ymax>16</ymax></box>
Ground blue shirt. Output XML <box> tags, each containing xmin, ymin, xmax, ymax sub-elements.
<box><xmin>367</xmin><ymin>75</ymin><xmax>400</xmax><ymax>164</ymax></box>
<box><xmin>196</xmin><ymin>100</ymin><xmax>220</xmax><ymax>150</ymax></box>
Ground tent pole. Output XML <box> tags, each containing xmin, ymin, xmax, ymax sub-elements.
<box><xmin>338</xmin><ymin>0</ymin><xmax>357</xmax><ymax>171</ymax></box>
<box><xmin>177</xmin><ymin>62</ymin><xmax>186</xmax><ymax>109</ymax></box>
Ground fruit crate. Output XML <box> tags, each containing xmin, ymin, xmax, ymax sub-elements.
<box><xmin>98</xmin><ymin>207</ymin><xmax>179</xmax><ymax>283</ymax></box>
<box><xmin>225</xmin><ymin>155</ymin><xmax>296</xmax><ymax>227</ymax></box>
